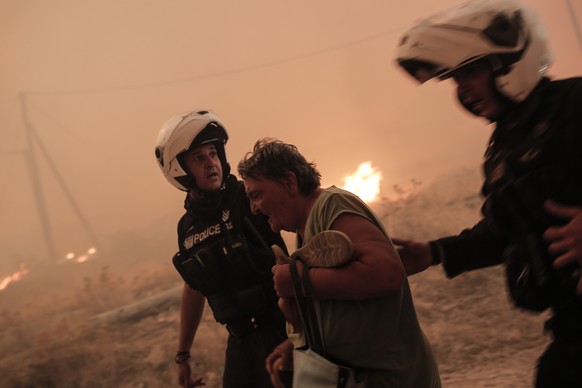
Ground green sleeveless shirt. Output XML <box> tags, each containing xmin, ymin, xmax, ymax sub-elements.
<box><xmin>292</xmin><ymin>186</ymin><xmax>441</xmax><ymax>387</ymax></box>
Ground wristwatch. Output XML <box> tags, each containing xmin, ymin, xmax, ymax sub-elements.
<box><xmin>175</xmin><ymin>351</ymin><xmax>191</xmax><ymax>364</ymax></box>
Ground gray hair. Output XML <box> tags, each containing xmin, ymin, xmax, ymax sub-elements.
<box><xmin>238</xmin><ymin>138</ymin><xmax>321</xmax><ymax>195</ymax></box>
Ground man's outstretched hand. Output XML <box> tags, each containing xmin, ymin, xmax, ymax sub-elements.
<box><xmin>391</xmin><ymin>238</ymin><xmax>434</xmax><ymax>276</ymax></box>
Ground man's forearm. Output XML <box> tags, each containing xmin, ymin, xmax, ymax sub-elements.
<box><xmin>434</xmin><ymin>219</ymin><xmax>507</xmax><ymax>278</ymax></box>
<box><xmin>178</xmin><ymin>284</ymin><xmax>205</xmax><ymax>351</ymax></box>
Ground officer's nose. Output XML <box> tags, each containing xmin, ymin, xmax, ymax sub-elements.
<box><xmin>453</xmin><ymin>73</ymin><xmax>475</xmax><ymax>96</ymax></box>
<box><xmin>204</xmin><ymin>155</ymin><xmax>216</xmax><ymax>168</ymax></box>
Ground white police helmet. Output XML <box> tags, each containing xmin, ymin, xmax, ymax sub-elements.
<box><xmin>154</xmin><ymin>110</ymin><xmax>229</xmax><ymax>191</ymax></box>
<box><xmin>396</xmin><ymin>0</ymin><xmax>552</xmax><ymax>102</ymax></box>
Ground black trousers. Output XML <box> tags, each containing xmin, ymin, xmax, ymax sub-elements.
<box><xmin>535</xmin><ymin>336</ymin><xmax>582</xmax><ymax>388</ymax></box>
<box><xmin>222</xmin><ymin>311</ymin><xmax>287</xmax><ymax>388</ymax></box>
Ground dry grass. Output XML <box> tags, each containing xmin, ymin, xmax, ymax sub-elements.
<box><xmin>0</xmin><ymin>261</ymin><xmax>227</xmax><ymax>388</ymax></box>
<box><xmin>0</xmin><ymin>258</ymin><xmax>550</xmax><ymax>388</ymax></box>
<box><xmin>0</xmin><ymin>169</ymin><xmax>554</xmax><ymax>387</ymax></box>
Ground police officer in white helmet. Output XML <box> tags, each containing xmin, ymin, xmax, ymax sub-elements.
<box><xmin>394</xmin><ymin>0</ymin><xmax>582</xmax><ymax>385</ymax></box>
<box><xmin>155</xmin><ymin>110</ymin><xmax>289</xmax><ymax>387</ymax></box>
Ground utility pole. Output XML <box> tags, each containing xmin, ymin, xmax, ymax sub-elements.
<box><xmin>20</xmin><ymin>92</ymin><xmax>100</xmax><ymax>263</ymax></box>
<box><xmin>565</xmin><ymin>0</ymin><xmax>582</xmax><ymax>52</ymax></box>
<box><xmin>20</xmin><ymin>92</ymin><xmax>59</xmax><ymax>263</ymax></box>
<box><xmin>28</xmin><ymin>115</ymin><xmax>101</xmax><ymax>253</ymax></box>
<box><xmin>20</xmin><ymin>92</ymin><xmax>101</xmax><ymax>263</ymax></box>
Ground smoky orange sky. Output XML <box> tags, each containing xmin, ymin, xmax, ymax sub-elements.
<box><xmin>2</xmin><ymin>0</ymin><xmax>582</xmax><ymax>269</ymax></box>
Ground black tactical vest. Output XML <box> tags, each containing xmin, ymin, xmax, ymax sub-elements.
<box><xmin>173</xmin><ymin>177</ymin><xmax>279</xmax><ymax>324</ymax></box>
<box><xmin>482</xmin><ymin>78</ymin><xmax>582</xmax><ymax>312</ymax></box>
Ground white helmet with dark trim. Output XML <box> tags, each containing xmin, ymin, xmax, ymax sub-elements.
<box><xmin>154</xmin><ymin>110</ymin><xmax>229</xmax><ymax>191</ymax></box>
<box><xmin>396</xmin><ymin>0</ymin><xmax>552</xmax><ymax>102</ymax></box>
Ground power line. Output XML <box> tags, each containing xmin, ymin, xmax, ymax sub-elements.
<box><xmin>27</xmin><ymin>27</ymin><xmax>404</xmax><ymax>97</ymax></box>
<box><xmin>24</xmin><ymin>98</ymin><xmax>100</xmax><ymax>152</ymax></box>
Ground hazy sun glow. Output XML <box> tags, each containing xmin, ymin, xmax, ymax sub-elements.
<box><xmin>342</xmin><ymin>162</ymin><xmax>382</xmax><ymax>203</ymax></box>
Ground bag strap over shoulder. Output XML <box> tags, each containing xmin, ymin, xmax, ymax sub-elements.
<box><xmin>290</xmin><ymin>257</ymin><xmax>325</xmax><ymax>354</ymax></box>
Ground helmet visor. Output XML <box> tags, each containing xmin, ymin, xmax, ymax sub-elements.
<box><xmin>398</xmin><ymin>59</ymin><xmax>448</xmax><ymax>83</ymax></box>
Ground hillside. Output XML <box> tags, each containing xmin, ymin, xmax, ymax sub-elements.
<box><xmin>0</xmin><ymin>167</ymin><xmax>551</xmax><ymax>387</ymax></box>
<box><xmin>377</xmin><ymin>167</ymin><xmax>550</xmax><ymax>386</ymax></box>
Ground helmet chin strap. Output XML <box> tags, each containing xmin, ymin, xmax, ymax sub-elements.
<box><xmin>188</xmin><ymin>178</ymin><xmax>228</xmax><ymax>200</ymax></box>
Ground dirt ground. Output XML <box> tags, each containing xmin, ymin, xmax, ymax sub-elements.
<box><xmin>0</xmin><ymin>263</ymin><xmax>550</xmax><ymax>388</ymax></box>
<box><xmin>0</xmin><ymin>168</ymin><xmax>552</xmax><ymax>387</ymax></box>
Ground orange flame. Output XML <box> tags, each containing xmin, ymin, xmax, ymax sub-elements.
<box><xmin>65</xmin><ymin>247</ymin><xmax>98</xmax><ymax>264</ymax></box>
<box><xmin>342</xmin><ymin>162</ymin><xmax>382</xmax><ymax>203</ymax></box>
<box><xmin>0</xmin><ymin>264</ymin><xmax>30</xmax><ymax>291</ymax></box>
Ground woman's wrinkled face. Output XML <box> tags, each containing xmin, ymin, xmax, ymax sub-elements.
<box><xmin>243</xmin><ymin>176</ymin><xmax>297</xmax><ymax>233</ymax></box>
